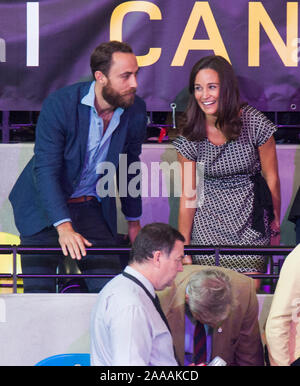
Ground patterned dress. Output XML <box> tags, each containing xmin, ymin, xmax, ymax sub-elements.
<box><xmin>173</xmin><ymin>105</ymin><xmax>277</xmax><ymax>272</ymax></box>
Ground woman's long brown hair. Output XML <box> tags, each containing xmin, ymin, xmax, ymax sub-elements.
<box><xmin>180</xmin><ymin>55</ymin><xmax>242</xmax><ymax>142</ymax></box>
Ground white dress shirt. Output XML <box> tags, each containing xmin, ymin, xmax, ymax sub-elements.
<box><xmin>90</xmin><ymin>266</ymin><xmax>178</xmax><ymax>366</ymax></box>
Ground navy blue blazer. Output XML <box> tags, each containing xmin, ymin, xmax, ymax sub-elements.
<box><xmin>9</xmin><ymin>82</ymin><xmax>147</xmax><ymax>237</ymax></box>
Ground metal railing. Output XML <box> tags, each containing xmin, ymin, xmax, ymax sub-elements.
<box><xmin>0</xmin><ymin>245</ymin><xmax>295</xmax><ymax>293</ymax></box>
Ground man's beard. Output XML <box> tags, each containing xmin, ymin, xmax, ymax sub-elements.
<box><xmin>102</xmin><ymin>82</ymin><xmax>136</xmax><ymax>109</ymax></box>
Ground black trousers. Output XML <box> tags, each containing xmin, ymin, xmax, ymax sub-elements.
<box><xmin>20</xmin><ymin>199</ymin><xmax>124</xmax><ymax>293</ymax></box>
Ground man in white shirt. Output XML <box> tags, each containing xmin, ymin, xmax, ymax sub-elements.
<box><xmin>90</xmin><ymin>222</ymin><xmax>185</xmax><ymax>366</ymax></box>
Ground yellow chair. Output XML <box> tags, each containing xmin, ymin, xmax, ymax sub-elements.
<box><xmin>0</xmin><ymin>232</ymin><xmax>23</xmax><ymax>293</ymax></box>
<box><xmin>35</xmin><ymin>353</ymin><xmax>90</xmax><ymax>366</ymax></box>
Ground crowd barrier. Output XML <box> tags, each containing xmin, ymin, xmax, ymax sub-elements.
<box><xmin>0</xmin><ymin>244</ymin><xmax>293</xmax><ymax>365</ymax></box>
<box><xmin>0</xmin><ymin>245</ymin><xmax>294</xmax><ymax>293</ymax></box>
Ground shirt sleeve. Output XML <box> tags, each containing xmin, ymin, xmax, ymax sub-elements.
<box><xmin>244</xmin><ymin>106</ymin><xmax>277</xmax><ymax>147</ymax></box>
<box><xmin>53</xmin><ymin>218</ymin><xmax>72</xmax><ymax>227</ymax></box>
<box><xmin>125</xmin><ymin>216</ymin><xmax>141</xmax><ymax>222</ymax></box>
<box><xmin>173</xmin><ymin>135</ymin><xmax>199</xmax><ymax>161</ymax></box>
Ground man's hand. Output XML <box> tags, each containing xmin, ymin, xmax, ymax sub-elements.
<box><xmin>127</xmin><ymin>220</ymin><xmax>141</xmax><ymax>244</ymax></box>
<box><xmin>56</xmin><ymin>221</ymin><xmax>92</xmax><ymax>260</ymax></box>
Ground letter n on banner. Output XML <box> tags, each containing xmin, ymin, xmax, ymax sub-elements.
<box><xmin>248</xmin><ymin>2</ymin><xmax>298</xmax><ymax>67</ymax></box>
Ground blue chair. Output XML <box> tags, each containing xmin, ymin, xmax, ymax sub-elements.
<box><xmin>35</xmin><ymin>353</ymin><xmax>90</xmax><ymax>366</ymax></box>
<box><xmin>0</xmin><ymin>232</ymin><xmax>23</xmax><ymax>293</ymax></box>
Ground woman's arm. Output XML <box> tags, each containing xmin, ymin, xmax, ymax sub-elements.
<box><xmin>177</xmin><ymin>153</ymin><xmax>197</xmax><ymax>263</ymax></box>
<box><xmin>258</xmin><ymin>136</ymin><xmax>281</xmax><ymax>242</ymax></box>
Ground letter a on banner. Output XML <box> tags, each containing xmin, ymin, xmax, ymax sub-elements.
<box><xmin>110</xmin><ymin>1</ymin><xmax>162</xmax><ymax>66</ymax></box>
<box><xmin>248</xmin><ymin>2</ymin><xmax>298</xmax><ymax>67</ymax></box>
<box><xmin>172</xmin><ymin>2</ymin><xmax>230</xmax><ymax>66</ymax></box>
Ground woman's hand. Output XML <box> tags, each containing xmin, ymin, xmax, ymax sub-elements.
<box><xmin>270</xmin><ymin>218</ymin><xmax>280</xmax><ymax>246</ymax></box>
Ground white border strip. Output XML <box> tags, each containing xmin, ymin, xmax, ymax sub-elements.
<box><xmin>26</xmin><ymin>2</ymin><xmax>39</xmax><ymax>67</ymax></box>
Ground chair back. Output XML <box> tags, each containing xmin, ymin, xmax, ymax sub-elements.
<box><xmin>0</xmin><ymin>232</ymin><xmax>22</xmax><ymax>293</ymax></box>
<box><xmin>35</xmin><ymin>353</ymin><xmax>90</xmax><ymax>366</ymax></box>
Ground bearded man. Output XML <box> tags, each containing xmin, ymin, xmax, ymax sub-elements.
<box><xmin>9</xmin><ymin>41</ymin><xmax>147</xmax><ymax>293</ymax></box>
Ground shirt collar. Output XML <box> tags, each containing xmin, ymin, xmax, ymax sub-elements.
<box><xmin>81</xmin><ymin>81</ymin><xmax>96</xmax><ymax>107</ymax></box>
<box><xmin>124</xmin><ymin>265</ymin><xmax>156</xmax><ymax>298</ymax></box>
<box><xmin>81</xmin><ymin>81</ymin><xmax>124</xmax><ymax>117</ymax></box>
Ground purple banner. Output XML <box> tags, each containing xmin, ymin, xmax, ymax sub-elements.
<box><xmin>0</xmin><ymin>0</ymin><xmax>299</xmax><ymax>111</ymax></box>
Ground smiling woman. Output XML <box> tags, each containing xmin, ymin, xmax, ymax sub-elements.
<box><xmin>173</xmin><ymin>55</ymin><xmax>281</xmax><ymax>288</ymax></box>
<box><xmin>181</xmin><ymin>55</ymin><xmax>242</xmax><ymax>143</ymax></box>
<box><xmin>194</xmin><ymin>68</ymin><xmax>220</xmax><ymax>117</ymax></box>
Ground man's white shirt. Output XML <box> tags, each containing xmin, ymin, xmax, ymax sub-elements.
<box><xmin>90</xmin><ymin>265</ymin><xmax>178</xmax><ymax>366</ymax></box>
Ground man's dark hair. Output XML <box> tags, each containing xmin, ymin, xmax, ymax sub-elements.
<box><xmin>129</xmin><ymin>223</ymin><xmax>185</xmax><ymax>264</ymax></box>
<box><xmin>90</xmin><ymin>40</ymin><xmax>133</xmax><ymax>79</ymax></box>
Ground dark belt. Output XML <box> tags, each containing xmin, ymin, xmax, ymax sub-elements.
<box><xmin>67</xmin><ymin>195</ymin><xmax>95</xmax><ymax>204</ymax></box>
